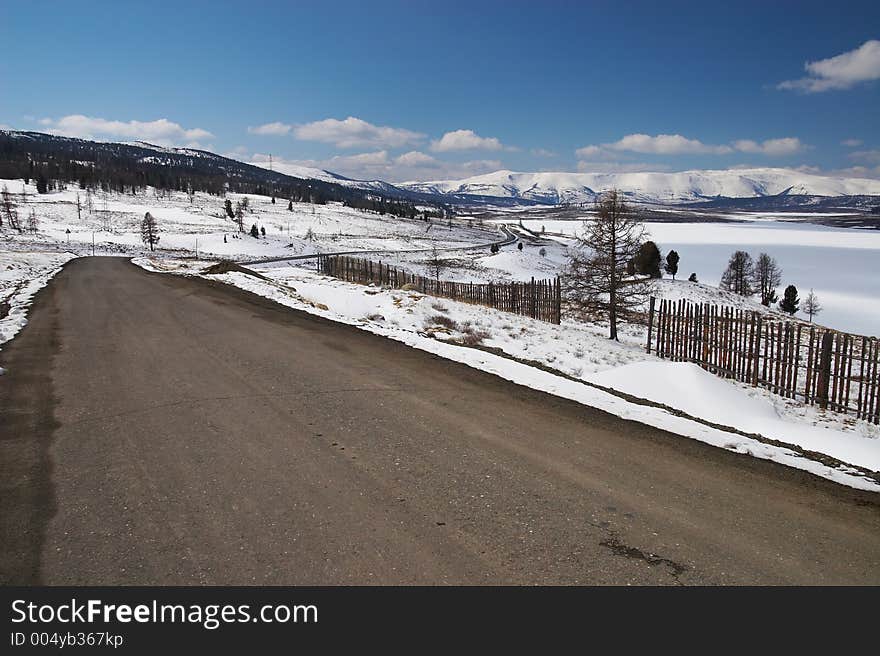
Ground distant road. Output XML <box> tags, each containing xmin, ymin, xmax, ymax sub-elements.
<box><xmin>241</xmin><ymin>224</ymin><xmax>517</xmax><ymax>266</ymax></box>
<box><xmin>1</xmin><ymin>257</ymin><xmax>878</xmax><ymax>585</ymax></box>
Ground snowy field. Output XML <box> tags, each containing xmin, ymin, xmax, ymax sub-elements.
<box><xmin>500</xmin><ymin>217</ymin><xmax>880</xmax><ymax>336</ymax></box>
<box><xmin>133</xmin><ymin>257</ymin><xmax>880</xmax><ymax>491</ymax></box>
<box><xmin>0</xmin><ymin>178</ymin><xmax>503</xmax><ymax>263</ymax></box>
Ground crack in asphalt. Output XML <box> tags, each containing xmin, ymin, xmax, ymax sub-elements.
<box><xmin>599</xmin><ymin>535</ymin><xmax>688</xmax><ymax>583</ymax></box>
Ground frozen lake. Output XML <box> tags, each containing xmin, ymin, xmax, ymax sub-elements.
<box><xmin>513</xmin><ymin>218</ymin><xmax>880</xmax><ymax>337</ymax></box>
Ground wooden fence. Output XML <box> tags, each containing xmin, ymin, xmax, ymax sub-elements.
<box><xmin>646</xmin><ymin>297</ymin><xmax>880</xmax><ymax>423</ymax></box>
<box><xmin>317</xmin><ymin>254</ymin><xmax>562</xmax><ymax>324</ymax></box>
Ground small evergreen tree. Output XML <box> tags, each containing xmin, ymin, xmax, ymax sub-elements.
<box><xmin>688</xmin><ymin>272</ymin><xmax>698</xmax><ymax>283</ymax></box>
<box><xmin>35</xmin><ymin>173</ymin><xmax>48</xmax><ymax>194</ymax></box>
<box><xmin>632</xmin><ymin>241</ymin><xmax>662</xmax><ymax>278</ymax></box>
<box><xmin>490</xmin><ymin>242</ymin><xmax>500</xmax><ymax>254</ymax></box>
<box><xmin>779</xmin><ymin>285</ymin><xmax>799</xmax><ymax>315</ymax></box>
<box><xmin>260</xmin><ymin>226</ymin><xmax>266</xmax><ymax>237</ymax></box>
<box><xmin>517</xmin><ymin>241</ymin><xmax>524</xmax><ymax>251</ymax></box>
<box><xmin>539</xmin><ymin>247</ymin><xmax>547</xmax><ymax>257</ymax></box>
<box><xmin>250</xmin><ymin>223</ymin><xmax>260</xmax><ymax>238</ymax></box>
<box><xmin>288</xmin><ymin>199</ymin><xmax>293</xmax><ymax>211</ymax></box>
<box><xmin>665</xmin><ymin>250</ymin><xmax>679</xmax><ymax>280</ymax></box>
<box><xmin>224</xmin><ymin>199</ymin><xmax>235</xmax><ymax>219</ymax></box>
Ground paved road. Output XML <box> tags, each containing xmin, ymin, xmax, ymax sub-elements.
<box><xmin>242</xmin><ymin>224</ymin><xmax>517</xmax><ymax>266</ymax></box>
<box><xmin>2</xmin><ymin>257</ymin><xmax>879</xmax><ymax>585</ymax></box>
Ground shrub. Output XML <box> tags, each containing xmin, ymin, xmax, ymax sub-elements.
<box><xmin>427</xmin><ymin>314</ymin><xmax>458</xmax><ymax>330</ymax></box>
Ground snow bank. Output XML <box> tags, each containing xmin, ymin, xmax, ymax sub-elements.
<box><xmin>592</xmin><ymin>362</ymin><xmax>880</xmax><ymax>471</ymax></box>
<box><xmin>0</xmin><ymin>251</ymin><xmax>75</xmax><ymax>349</ymax></box>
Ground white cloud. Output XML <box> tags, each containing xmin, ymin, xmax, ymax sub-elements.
<box><xmin>223</xmin><ymin>145</ymin><xmax>250</xmax><ymax>158</ymax></box>
<box><xmin>824</xmin><ymin>164</ymin><xmax>880</xmax><ymax>179</ymax></box>
<box><xmin>430</xmin><ymin>129</ymin><xmax>504</xmax><ymax>152</ymax></box>
<box><xmin>395</xmin><ymin>150</ymin><xmax>440</xmax><ymax>167</ymax></box>
<box><xmin>609</xmin><ymin>133</ymin><xmax>733</xmax><ymax>155</ymax></box>
<box><xmin>574</xmin><ymin>145</ymin><xmax>606</xmax><ymax>159</ymax></box>
<box><xmin>248</xmin><ymin>121</ymin><xmax>292</xmax><ymax>136</ymax></box>
<box><xmin>732</xmin><ymin>137</ymin><xmax>805</xmax><ymax>156</ymax></box>
<box><xmin>293</xmin><ymin>116</ymin><xmax>424</xmax><ymax>149</ymax></box>
<box><xmin>848</xmin><ymin>149</ymin><xmax>880</xmax><ymax>164</ymax></box>
<box><xmin>577</xmin><ymin>133</ymin><xmax>805</xmax><ymax>159</ymax></box>
<box><xmin>778</xmin><ymin>40</ymin><xmax>880</xmax><ymax>92</ymax></box>
<box><xmin>38</xmin><ymin>114</ymin><xmax>213</xmax><ymax>147</ymax></box>
<box><xmin>841</xmin><ymin>138</ymin><xmax>863</xmax><ymax>147</ymax></box>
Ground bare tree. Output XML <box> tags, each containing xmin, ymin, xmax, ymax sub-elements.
<box><xmin>1</xmin><ymin>185</ymin><xmax>21</xmax><ymax>232</ymax></box>
<box><xmin>76</xmin><ymin>193</ymin><xmax>82</xmax><ymax>221</ymax></box>
<box><xmin>720</xmin><ymin>250</ymin><xmax>755</xmax><ymax>296</ymax></box>
<box><xmin>426</xmin><ymin>242</ymin><xmax>447</xmax><ymax>280</ymax></box>
<box><xmin>27</xmin><ymin>208</ymin><xmax>38</xmax><ymax>234</ymax></box>
<box><xmin>187</xmin><ymin>182</ymin><xmax>195</xmax><ymax>205</ymax></box>
<box><xmin>234</xmin><ymin>197</ymin><xmax>249</xmax><ymax>232</ymax></box>
<box><xmin>752</xmin><ymin>252</ymin><xmax>781</xmax><ymax>306</ymax></box>
<box><xmin>141</xmin><ymin>212</ymin><xmax>160</xmax><ymax>251</ymax></box>
<box><xmin>803</xmin><ymin>289</ymin><xmax>822</xmax><ymax>322</ymax></box>
<box><xmin>564</xmin><ymin>189</ymin><xmax>650</xmax><ymax>340</ymax></box>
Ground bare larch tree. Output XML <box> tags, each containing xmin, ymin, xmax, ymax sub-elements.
<box><xmin>564</xmin><ymin>189</ymin><xmax>650</xmax><ymax>340</ymax></box>
<box><xmin>720</xmin><ymin>250</ymin><xmax>755</xmax><ymax>296</ymax></box>
<box><xmin>803</xmin><ymin>289</ymin><xmax>822</xmax><ymax>322</ymax></box>
<box><xmin>141</xmin><ymin>212</ymin><xmax>160</xmax><ymax>251</ymax></box>
<box><xmin>752</xmin><ymin>252</ymin><xmax>782</xmax><ymax>305</ymax></box>
<box><xmin>1</xmin><ymin>184</ymin><xmax>21</xmax><ymax>232</ymax></box>
<box><xmin>426</xmin><ymin>242</ymin><xmax>447</xmax><ymax>280</ymax></box>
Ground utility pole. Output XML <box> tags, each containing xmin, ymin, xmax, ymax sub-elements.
<box><xmin>91</xmin><ymin>231</ymin><xmax>95</xmax><ymax>256</ymax></box>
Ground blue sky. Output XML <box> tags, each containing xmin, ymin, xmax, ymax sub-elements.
<box><xmin>2</xmin><ymin>0</ymin><xmax>878</xmax><ymax>181</ymax></box>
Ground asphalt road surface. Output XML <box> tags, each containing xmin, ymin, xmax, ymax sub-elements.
<box><xmin>2</xmin><ymin>257</ymin><xmax>879</xmax><ymax>585</ymax></box>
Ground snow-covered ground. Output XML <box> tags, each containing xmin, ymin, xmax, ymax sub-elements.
<box><xmin>133</xmin><ymin>257</ymin><xmax>880</xmax><ymax>491</ymax></box>
<box><xmin>0</xmin><ymin>178</ymin><xmax>503</xmax><ymax>263</ymax></box>
<box><xmin>0</xmin><ymin>251</ymin><xmax>75</xmax><ymax>352</ymax></box>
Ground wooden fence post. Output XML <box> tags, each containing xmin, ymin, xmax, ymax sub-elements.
<box><xmin>816</xmin><ymin>331</ymin><xmax>834</xmax><ymax>410</ymax></box>
<box><xmin>646</xmin><ymin>296</ymin><xmax>656</xmax><ymax>354</ymax></box>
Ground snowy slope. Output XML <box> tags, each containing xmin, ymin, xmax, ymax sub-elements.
<box><xmin>402</xmin><ymin>168</ymin><xmax>880</xmax><ymax>205</ymax></box>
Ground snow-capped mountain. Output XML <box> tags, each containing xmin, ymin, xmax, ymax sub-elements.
<box><xmin>248</xmin><ymin>159</ymin><xmax>414</xmax><ymax>198</ymax></box>
<box><xmin>401</xmin><ymin>168</ymin><xmax>880</xmax><ymax>206</ymax></box>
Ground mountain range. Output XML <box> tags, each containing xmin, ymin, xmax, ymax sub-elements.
<box><xmin>398</xmin><ymin>168</ymin><xmax>880</xmax><ymax>207</ymax></box>
<box><xmin>3</xmin><ymin>130</ymin><xmax>879</xmax><ymax>211</ymax></box>
<box><xmin>260</xmin><ymin>157</ymin><xmax>880</xmax><ymax>210</ymax></box>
